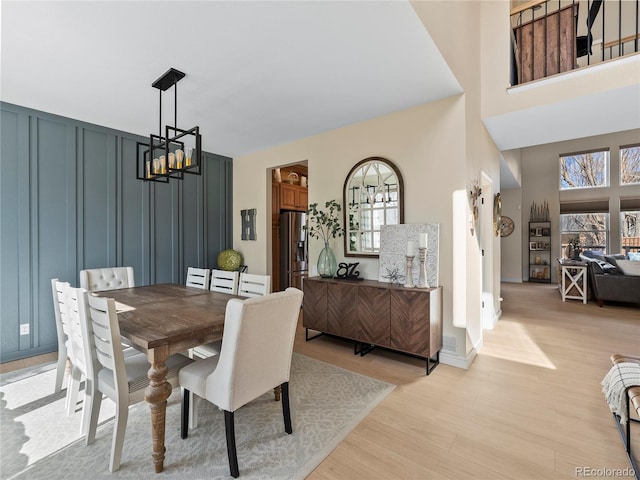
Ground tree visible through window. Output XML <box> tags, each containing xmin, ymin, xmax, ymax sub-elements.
<box><xmin>621</xmin><ymin>145</ymin><xmax>640</xmax><ymax>185</ymax></box>
<box><xmin>559</xmin><ymin>149</ymin><xmax>609</xmax><ymax>252</ymax></box>
<box><xmin>560</xmin><ymin>150</ymin><xmax>608</xmax><ymax>190</ymax></box>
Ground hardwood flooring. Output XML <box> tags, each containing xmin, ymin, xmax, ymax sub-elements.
<box><xmin>295</xmin><ymin>282</ymin><xmax>640</xmax><ymax>479</ymax></box>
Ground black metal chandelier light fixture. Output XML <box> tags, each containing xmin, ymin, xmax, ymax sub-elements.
<box><xmin>136</xmin><ymin>68</ymin><xmax>202</xmax><ymax>182</ymax></box>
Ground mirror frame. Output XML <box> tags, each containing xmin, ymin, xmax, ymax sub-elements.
<box><xmin>343</xmin><ymin>156</ymin><xmax>404</xmax><ymax>257</ymax></box>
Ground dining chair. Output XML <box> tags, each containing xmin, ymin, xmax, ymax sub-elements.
<box><xmin>51</xmin><ymin>278</ymin><xmax>70</xmax><ymax>395</ymax></box>
<box><xmin>237</xmin><ymin>273</ymin><xmax>271</xmax><ymax>298</ymax></box>
<box><xmin>55</xmin><ymin>282</ymin><xmax>90</xmax><ymax>431</ymax></box>
<box><xmin>185</xmin><ymin>267</ymin><xmax>211</xmax><ymax>289</ymax></box>
<box><xmin>79</xmin><ymin>266</ymin><xmax>135</xmax><ymax>292</ymax></box>
<box><xmin>179</xmin><ymin>288</ymin><xmax>304</xmax><ymax>478</ymax></box>
<box><xmin>209</xmin><ymin>269</ymin><xmax>239</xmax><ymax>295</ymax></box>
<box><xmin>80</xmin><ymin>290</ymin><xmax>194</xmax><ymax>472</ymax></box>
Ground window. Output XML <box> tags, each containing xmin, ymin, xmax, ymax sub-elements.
<box><xmin>620</xmin><ymin>144</ymin><xmax>640</xmax><ymax>185</ymax></box>
<box><xmin>621</xmin><ymin>210</ymin><xmax>640</xmax><ymax>255</ymax></box>
<box><xmin>559</xmin><ymin>150</ymin><xmax>608</xmax><ymax>190</ymax></box>
<box><xmin>560</xmin><ymin>213</ymin><xmax>609</xmax><ymax>253</ymax></box>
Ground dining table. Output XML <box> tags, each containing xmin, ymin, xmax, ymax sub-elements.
<box><xmin>96</xmin><ymin>283</ymin><xmax>240</xmax><ymax>473</ymax></box>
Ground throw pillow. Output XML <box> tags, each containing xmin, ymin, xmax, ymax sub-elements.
<box><xmin>604</xmin><ymin>254</ymin><xmax>626</xmax><ymax>267</ymax></box>
<box><xmin>616</xmin><ymin>260</ymin><xmax>640</xmax><ymax>276</ymax></box>
<box><xmin>582</xmin><ymin>250</ymin><xmax>605</xmax><ymax>261</ymax></box>
<box><xmin>628</xmin><ymin>252</ymin><xmax>640</xmax><ymax>261</ymax></box>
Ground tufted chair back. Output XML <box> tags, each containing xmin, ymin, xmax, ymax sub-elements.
<box><xmin>79</xmin><ymin>267</ymin><xmax>135</xmax><ymax>292</ymax></box>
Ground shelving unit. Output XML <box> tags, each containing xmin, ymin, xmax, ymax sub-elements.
<box><xmin>528</xmin><ymin>221</ymin><xmax>551</xmax><ymax>282</ymax></box>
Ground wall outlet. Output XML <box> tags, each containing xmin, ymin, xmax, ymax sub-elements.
<box><xmin>20</xmin><ymin>324</ymin><xmax>30</xmax><ymax>335</ymax></box>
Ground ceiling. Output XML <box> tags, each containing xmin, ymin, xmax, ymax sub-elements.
<box><xmin>1</xmin><ymin>1</ymin><xmax>462</xmax><ymax>158</ymax></box>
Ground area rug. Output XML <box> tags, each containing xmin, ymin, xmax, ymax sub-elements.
<box><xmin>1</xmin><ymin>353</ymin><xmax>395</xmax><ymax>479</ymax></box>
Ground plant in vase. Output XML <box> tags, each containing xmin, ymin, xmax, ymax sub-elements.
<box><xmin>305</xmin><ymin>200</ymin><xmax>344</xmax><ymax>278</ymax></box>
<box><xmin>566</xmin><ymin>236</ymin><xmax>582</xmax><ymax>259</ymax></box>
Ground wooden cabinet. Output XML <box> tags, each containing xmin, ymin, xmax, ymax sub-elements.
<box><xmin>303</xmin><ymin>277</ymin><xmax>443</xmax><ymax>374</ymax></box>
<box><xmin>280</xmin><ymin>183</ymin><xmax>308</xmax><ymax>211</ymax></box>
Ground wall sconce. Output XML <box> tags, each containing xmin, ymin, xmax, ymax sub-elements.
<box><xmin>136</xmin><ymin>68</ymin><xmax>202</xmax><ymax>182</ymax></box>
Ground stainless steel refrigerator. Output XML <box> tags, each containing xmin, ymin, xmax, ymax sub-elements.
<box><xmin>280</xmin><ymin>211</ymin><xmax>308</xmax><ymax>290</ymax></box>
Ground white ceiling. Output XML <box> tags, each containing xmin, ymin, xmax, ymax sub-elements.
<box><xmin>1</xmin><ymin>0</ymin><xmax>462</xmax><ymax>158</ymax></box>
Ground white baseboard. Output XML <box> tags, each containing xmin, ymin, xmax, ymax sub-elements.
<box><xmin>440</xmin><ymin>348</ymin><xmax>477</xmax><ymax>369</ymax></box>
<box><xmin>501</xmin><ymin>277</ymin><xmax>523</xmax><ymax>283</ymax></box>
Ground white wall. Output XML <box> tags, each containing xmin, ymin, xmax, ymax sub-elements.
<box><xmin>501</xmin><ymin>187</ymin><xmax>524</xmax><ymax>282</ymax></box>
<box><xmin>233</xmin><ymin>0</ymin><xmax>505</xmax><ymax>369</ymax></box>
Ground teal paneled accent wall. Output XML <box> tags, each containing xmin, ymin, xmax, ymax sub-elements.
<box><xmin>0</xmin><ymin>102</ymin><xmax>233</xmax><ymax>363</ymax></box>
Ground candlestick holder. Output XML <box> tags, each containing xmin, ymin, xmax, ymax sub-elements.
<box><xmin>417</xmin><ymin>247</ymin><xmax>430</xmax><ymax>288</ymax></box>
<box><xmin>404</xmin><ymin>255</ymin><xmax>415</xmax><ymax>288</ymax></box>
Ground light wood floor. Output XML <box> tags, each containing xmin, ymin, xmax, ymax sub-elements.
<box><xmin>296</xmin><ymin>282</ymin><xmax>640</xmax><ymax>479</ymax></box>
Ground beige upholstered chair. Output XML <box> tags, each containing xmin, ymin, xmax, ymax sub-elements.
<box><xmin>209</xmin><ymin>269</ymin><xmax>239</xmax><ymax>295</ymax></box>
<box><xmin>80</xmin><ymin>290</ymin><xmax>193</xmax><ymax>472</ymax></box>
<box><xmin>179</xmin><ymin>288</ymin><xmax>304</xmax><ymax>478</ymax></box>
<box><xmin>237</xmin><ymin>273</ymin><xmax>271</xmax><ymax>298</ymax></box>
<box><xmin>185</xmin><ymin>267</ymin><xmax>210</xmax><ymax>289</ymax></box>
<box><xmin>51</xmin><ymin>278</ymin><xmax>70</xmax><ymax>395</ymax></box>
<box><xmin>79</xmin><ymin>267</ymin><xmax>135</xmax><ymax>292</ymax></box>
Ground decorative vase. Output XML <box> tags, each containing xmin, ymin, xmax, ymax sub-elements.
<box><xmin>565</xmin><ymin>244</ymin><xmax>574</xmax><ymax>259</ymax></box>
<box><xmin>317</xmin><ymin>241</ymin><xmax>337</xmax><ymax>278</ymax></box>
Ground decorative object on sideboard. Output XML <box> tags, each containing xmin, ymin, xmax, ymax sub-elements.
<box><xmin>217</xmin><ymin>249</ymin><xmax>243</xmax><ymax>272</ymax></box>
<box><xmin>335</xmin><ymin>262</ymin><xmax>362</xmax><ymax>280</ymax></box>
<box><xmin>136</xmin><ymin>68</ymin><xmax>201</xmax><ymax>182</ymax></box>
<box><xmin>284</xmin><ymin>172</ymin><xmax>299</xmax><ymax>184</ymax></box>
<box><xmin>379</xmin><ymin>224</ymin><xmax>439</xmax><ymax>287</ymax></box>
<box><xmin>416</xmin><ymin>233</ymin><xmax>430</xmax><ymax>288</ymax></box>
<box><xmin>530</xmin><ymin>201</ymin><xmax>550</xmax><ymax>221</ymax></box>
<box><xmin>381</xmin><ymin>265</ymin><xmax>404</xmax><ymax>285</ymax></box>
<box><xmin>343</xmin><ymin>157</ymin><xmax>404</xmax><ymax>257</ymax></box>
<box><xmin>404</xmin><ymin>241</ymin><xmax>416</xmax><ymax>288</ymax></box>
<box><xmin>241</xmin><ymin>209</ymin><xmax>257</xmax><ymax>240</ymax></box>
<box><xmin>305</xmin><ymin>200</ymin><xmax>344</xmax><ymax>278</ymax></box>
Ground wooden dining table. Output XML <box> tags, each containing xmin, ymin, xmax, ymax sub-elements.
<box><xmin>97</xmin><ymin>284</ymin><xmax>240</xmax><ymax>473</ymax></box>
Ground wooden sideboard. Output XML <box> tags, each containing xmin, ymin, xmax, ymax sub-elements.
<box><xmin>303</xmin><ymin>276</ymin><xmax>443</xmax><ymax>374</ymax></box>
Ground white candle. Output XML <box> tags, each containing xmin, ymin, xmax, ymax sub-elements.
<box><xmin>419</xmin><ymin>233</ymin><xmax>428</xmax><ymax>249</ymax></box>
<box><xmin>406</xmin><ymin>241</ymin><xmax>415</xmax><ymax>257</ymax></box>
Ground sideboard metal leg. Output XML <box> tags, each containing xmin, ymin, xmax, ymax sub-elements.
<box><xmin>426</xmin><ymin>351</ymin><xmax>440</xmax><ymax>375</ymax></box>
<box><xmin>305</xmin><ymin>328</ymin><xmax>323</xmax><ymax>342</ymax></box>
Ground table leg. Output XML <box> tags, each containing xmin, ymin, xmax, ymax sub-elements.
<box><xmin>145</xmin><ymin>345</ymin><xmax>172</xmax><ymax>473</ymax></box>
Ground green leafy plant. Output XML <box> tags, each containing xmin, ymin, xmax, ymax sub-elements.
<box><xmin>306</xmin><ymin>200</ymin><xmax>344</xmax><ymax>243</ymax></box>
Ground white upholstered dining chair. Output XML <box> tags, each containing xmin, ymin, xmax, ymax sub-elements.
<box><xmin>179</xmin><ymin>288</ymin><xmax>304</xmax><ymax>478</ymax></box>
<box><xmin>237</xmin><ymin>273</ymin><xmax>271</xmax><ymax>298</ymax></box>
<box><xmin>79</xmin><ymin>267</ymin><xmax>135</xmax><ymax>292</ymax></box>
<box><xmin>80</xmin><ymin>290</ymin><xmax>193</xmax><ymax>472</ymax></box>
<box><xmin>185</xmin><ymin>267</ymin><xmax>210</xmax><ymax>289</ymax></box>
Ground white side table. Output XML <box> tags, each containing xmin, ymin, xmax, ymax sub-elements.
<box><xmin>559</xmin><ymin>261</ymin><xmax>588</xmax><ymax>304</ymax></box>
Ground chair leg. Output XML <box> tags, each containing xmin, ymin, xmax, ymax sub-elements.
<box><xmin>181</xmin><ymin>387</ymin><xmax>190</xmax><ymax>439</ymax></box>
<box><xmin>189</xmin><ymin>391</ymin><xmax>199</xmax><ymax>430</ymax></box>
<box><xmin>281</xmin><ymin>382</ymin><xmax>292</xmax><ymax>434</ymax></box>
<box><xmin>109</xmin><ymin>402</ymin><xmax>129</xmax><ymax>472</ymax></box>
<box><xmin>85</xmin><ymin>387</ymin><xmax>103</xmax><ymax>445</ymax></box>
<box><xmin>224</xmin><ymin>410</ymin><xmax>239</xmax><ymax>478</ymax></box>
<box><xmin>54</xmin><ymin>355</ymin><xmax>67</xmax><ymax>394</ymax></box>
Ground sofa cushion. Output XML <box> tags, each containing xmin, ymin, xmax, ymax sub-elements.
<box><xmin>585</xmin><ymin>257</ymin><xmax>621</xmax><ymax>275</ymax></box>
<box><xmin>582</xmin><ymin>250</ymin><xmax>605</xmax><ymax>261</ymax></box>
<box><xmin>604</xmin><ymin>254</ymin><xmax>627</xmax><ymax>267</ymax></box>
<box><xmin>628</xmin><ymin>252</ymin><xmax>640</xmax><ymax>261</ymax></box>
<box><xmin>616</xmin><ymin>260</ymin><xmax>640</xmax><ymax>276</ymax></box>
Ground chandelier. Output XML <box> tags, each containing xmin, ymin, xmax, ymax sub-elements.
<box><xmin>136</xmin><ymin>68</ymin><xmax>201</xmax><ymax>182</ymax></box>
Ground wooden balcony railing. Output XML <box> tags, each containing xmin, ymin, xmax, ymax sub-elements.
<box><xmin>510</xmin><ymin>0</ymin><xmax>639</xmax><ymax>85</ymax></box>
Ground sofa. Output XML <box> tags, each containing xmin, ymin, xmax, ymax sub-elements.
<box><xmin>581</xmin><ymin>251</ymin><xmax>640</xmax><ymax>307</ymax></box>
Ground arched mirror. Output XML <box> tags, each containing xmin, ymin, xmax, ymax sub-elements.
<box><xmin>343</xmin><ymin>157</ymin><xmax>404</xmax><ymax>257</ymax></box>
